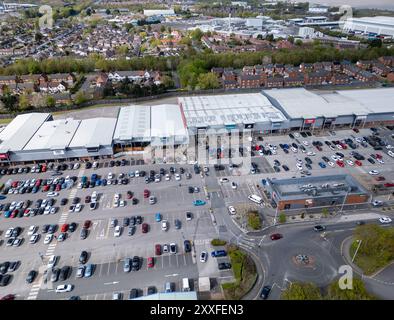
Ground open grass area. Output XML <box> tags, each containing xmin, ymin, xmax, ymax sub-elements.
<box><xmin>0</xmin><ymin>118</ymin><xmax>12</xmax><ymax>125</ymax></box>
<box><xmin>222</xmin><ymin>245</ymin><xmax>257</xmax><ymax>300</ymax></box>
<box><xmin>350</xmin><ymin>225</ymin><xmax>394</xmax><ymax>275</ymax></box>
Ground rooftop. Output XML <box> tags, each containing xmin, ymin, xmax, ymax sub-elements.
<box><xmin>113</xmin><ymin>106</ymin><xmax>151</xmax><ymax>141</ymax></box>
<box><xmin>179</xmin><ymin>93</ymin><xmax>287</xmax><ymax>128</ymax></box>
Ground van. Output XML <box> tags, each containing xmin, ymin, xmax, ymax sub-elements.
<box><xmin>248</xmin><ymin>194</ymin><xmax>263</xmax><ymax>205</ymax></box>
<box><xmin>165</xmin><ymin>282</ymin><xmax>174</xmax><ymax>293</ymax></box>
<box><xmin>182</xmin><ymin>278</ymin><xmax>190</xmax><ymax>292</ymax></box>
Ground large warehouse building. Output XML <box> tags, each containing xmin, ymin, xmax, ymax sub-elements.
<box><xmin>0</xmin><ymin>87</ymin><xmax>394</xmax><ymax>164</ymax></box>
<box><xmin>343</xmin><ymin>16</ymin><xmax>394</xmax><ymax>37</ymax></box>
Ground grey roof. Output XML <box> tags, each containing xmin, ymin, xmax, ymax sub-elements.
<box><xmin>0</xmin><ymin>113</ymin><xmax>51</xmax><ymax>152</ymax></box>
<box><xmin>113</xmin><ymin>105</ymin><xmax>151</xmax><ymax>141</ymax></box>
<box><xmin>179</xmin><ymin>93</ymin><xmax>287</xmax><ymax>128</ymax></box>
<box><xmin>69</xmin><ymin>118</ymin><xmax>117</xmax><ymax>148</ymax></box>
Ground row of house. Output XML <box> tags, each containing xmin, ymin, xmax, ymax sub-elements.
<box><xmin>93</xmin><ymin>70</ymin><xmax>162</xmax><ymax>88</ymax></box>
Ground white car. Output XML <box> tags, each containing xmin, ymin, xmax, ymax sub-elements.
<box><xmin>91</xmin><ymin>191</ymin><xmax>97</xmax><ymax>202</ymax></box>
<box><xmin>161</xmin><ymin>220</ymin><xmax>169</xmax><ymax>231</ymax></box>
<box><xmin>114</xmin><ymin>194</ymin><xmax>120</xmax><ymax>201</ymax></box>
<box><xmin>291</xmin><ymin>147</ymin><xmax>298</xmax><ymax>153</ymax></box>
<box><xmin>296</xmin><ymin>159</ymin><xmax>303</xmax><ymax>165</ymax></box>
<box><xmin>47</xmin><ymin>192</ymin><xmax>59</xmax><ymax>197</ymax></box>
<box><xmin>108</xmin><ymin>172</ymin><xmax>113</xmax><ymax>180</ymax></box>
<box><xmin>5</xmin><ymin>228</ymin><xmax>14</xmax><ymax>238</ymax></box>
<box><xmin>135</xmin><ymin>170</ymin><xmax>140</xmax><ymax>177</ymax></box>
<box><xmin>327</xmin><ymin>161</ymin><xmax>335</xmax><ymax>167</ymax></box>
<box><xmin>44</xmin><ymin>206</ymin><xmax>51</xmax><ymax>215</ymax></box>
<box><xmin>231</xmin><ymin>182</ymin><xmax>237</xmax><ymax>189</ymax></box>
<box><xmin>77</xmin><ymin>182</ymin><xmax>83</xmax><ymax>189</ymax></box>
<box><xmin>294</xmin><ymin>132</ymin><xmax>300</xmax><ymax>138</ymax></box>
<box><xmin>331</xmin><ymin>155</ymin><xmax>339</xmax><ymax>161</ymax></box>
<box><xmin>372</xmin><ymin>200</ymin><xmax>383</xmax><ymax>207</ymax></box>
<box><xmin>29</xmin><ymin>233</ymin><xmax>39</xmax><ymax>244</ymax></box>
<box><xmin>219</xmin><ymin>178</ymin><xmax>229</xmax><ymax>183</ymax></box>
<box><xmin>113</xmin><ymin>200</ymin><xmax>119</xmax><ymax>208</ymax></box>
<box><xmin>307</xmin><ymin>151</ymin><xmax>316</xmax><ymax>156</ymax></box>
<box><xmin>379</xmin><ymin>216</ymin><xmax>392</xmax><ymax>224</ymax></box>
<box><xmin>355</xmin><ymin>137</ymin><xmax>363</xmax><ymax>143</ymax></box>
<box><xmin>200</xmin><ymin>251</ymin><xmax>208</xmax><ymax>263</ymax></box>
<box><xmin>203</xmin><ymin>166</ymin><xmax>209</xmax><ymax>172</ymax></box>
<box><xmin>346</xmin><ymin>160</ymin><xmax>354</xmax><ymax>166</ymax></box>
<box><xmin>175</xmin><ymin>173</ymin><xmax>181</xmax><ymax>181</ymax></box>
<box><xmin>388</xmin><ymin>150</ymin><xmax>394</xmax><ymax>157</ymax></box>
<box><xmin>302</xmin><ymin>141</ymin><xmax>309</xmax><ymax>146</ymax></box>
<box><xmin>114</xmin><ymin>226</ymin><xmax>122</xmax><ymax>237</ymax></box>
<box><xmin>369</xmin><ymin>170</ymin><xmax>379</xmax><ymax>175</ymax></box>
<box><xmin>336</xmin><ymin>144</ymin><xmax>343</xmax><ymax>150</ymax></box>
<box><xmin>258</xmin><ymin>149</ymin><xmax>264</xmax><ymax>156</ymax></box>
<box><xmin>92</xmin><ymin>161</ymin><xmax>98</xmax><ymax>168</ymax></box>
<box><xmin>47</xmin><ymin>255</ymin><xmax>58</xmax><ymax>268</ymax></box>
<box><xmin>165</xmin><ymin>174</ymin><xmax>170</xmax><ymax>181</ymax></box>
<box><xmin>55</xmin><ymin>284</ymin><xmax>73</xmax><ymax>293</ymax></box>
<box><xmin>385</xmin><ymin>144</ymin><xmax>393</xmax><ymax>149</ymax></box>
<box><xmin>228</xmin><ymin>206</ymin><xmax>236</xmax><ymax>215</ymax></box>
<box><xmin>74</xmin><ymin>203</ymin><xmax>82</xmax><ymax>212</ymax></box>
<box><xmin>50</xmin><ymin>207</ymin><xmax>57</xmax><ymax>214</ymax></box>
<box><xmin>28</xmin><ymin>225</ymin><xmax>38</xmax><ymax>236</ymax></box>
<box><xmin>329</xmin><ymin>145</ymin><xmax>336</xmax><ymax>151</ymax></box>
<box><xmin>119</xmin><ymin>200</ymin><xmax>125</xmax><ymax>207</ymax></box>
<box><xmin>271</xmin><ymin>149</ymin><xmax>277</xmax><ymax>155</ymax></box>
<box><xmin>376</xmin><ymin>158</ymin><xmax>384</xmax><ymax>164</ymax></box>
<box><xmin>73</xmin><ymin>163</ymin><xmax>80</xmax><ymax>170</ymax></box>
<box><xmin>44</xmin><ymin>234</ymin><xmax>53</xmax><ymax>244</ymax></box>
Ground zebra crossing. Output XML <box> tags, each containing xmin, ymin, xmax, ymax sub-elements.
<box><xmin>25</xmin><ymin>169</ymin><xmax>85</xmax><ymax>300</ymax></box>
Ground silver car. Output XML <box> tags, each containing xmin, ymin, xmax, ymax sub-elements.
<box><xmin>123</xmin><ymin>258</ymin><xmax>131</xmax><ymax>273</ymax></box>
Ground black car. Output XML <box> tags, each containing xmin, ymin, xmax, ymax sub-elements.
<box><xmin>8</xmin><ymin>261</ymin><xmax>20</xmax><ymax>272</ymax></box>
<box><xmin>367</xmin><ymin>158</ymin><xmax>375</xmax><ymax>164</ymax></box>
<box><xmin>11</xmin><ymin>227</ymin><xmax>21</xmax><ymax>238</ymax></box>
<box><xmin>0</xmin><ymin>262</ymin><xmax>10</xmax><ymax>274</ymax></box>
<box><xmin>273</xmin><ymin>166</ymin><xmax>280</xmax><ymax>172</ymax></box>
<box><xmin>121</xmin><ymin>159</ymin><xmax>127</xmax><ymax>166</ymax></box>
<box><xmin>147</xmin><ymin>286</ymin><xmax>157</xmax><ymax>295</ymax></box>
<box><xmin>80</xmin><ymin>228</ymin><xmax>88</xmax><ymax>240</ymax></box>
<box><xmin>335</xmin><ymin>152</ymin><xmax>344</xmax><ymax>158</ymax></box>
<box><xmin>136</xmin><ymin>216</ymin><xmax>143</xmax><ymax>224</ymax></box>
<box><xmin>0</xmin><ymin>274</ymin><xmax>11</xmax><ymax>287</ymax></box>
<box><xmin>184</xmin><ymin>240</ymin><xmax>192</xmax><ymax>253</ymax></box>
<box><xmin>305</xmin><ymin>163</ymin><xmax>312</xmax><ymax>170</ymax></box>
<box><xmin>129</xmin><ymin>216</ymin><xmax>136</xmax><ymax>226</ymax></box>
<box><xmin>188</xmin><ymin>186</ymin><xmax>194</xmax><ymax>194</ymax></box>
<box><xmin>179</xmin><ymin>167</ymin><xmax>185</xmax><ymax>174</ymax></box>
<box><xmin>313</xmin><ymin>225</ymin><xmax>326</xmax><ymax>232</ymax></box>
<box><xmin>273</xmin><ymin>160</ymin><xmax>281</xmax><ymax>166</ymax></box>
<box><xmin>282</xmin><ymin>165</ymin><xmax>289</xmax><ymax>171</ymax></box>
<box><xmin>109</xmin><ymin>161</ymin><xmax>115</xmax><ymax>167</ymax></box>
<box><xmin>123</xmin><ymin>217</ymin><xmax>130</xmax><ymax>227</ymax></box>
<box><xmin>139</xmin><ymin>170</ymin><xmax>146</xmax><ymax>177</ymax></box>
<box><xmin>289</xmin><ymin>133</ymin><xmax>295</xmax><ymax>139</ymax></box>
<box><xmin>260</xmin><ymin>285</ymin><xmax>271</xmax><ymax>299</ymax></box>
<box><xmin>59</xmin><ymin>266</ymin><xmax>71</xmax><ymax>281</ymax></box>
<box><xmin>26</xmin><ymin>270</ymin><xmax>37</xmax><ymax>284</ymax></box>
<box><xmin>79</xmin><ymin>251</ymin><xmax>88</xmax><ymax>264</ymax></box>
<box><xmin>159</xmin><ymin>168</ymin><xmax>165</xmax><ymax>175</ymax></box>
<box><xmin>48</xmin><ymin>224</ymin><xmax>57</xmax><ymax>234</ymax></box>
<box><xmin>69</xmin><ymin>222</ymin><xmax>77</xmax><ymax>232</ymax></box>
<box><xmin>129</xmin><ymin>288</ymin><xmax>139</xmax><ymax>300</ymax></box>
<box><xmin>50</xmin><ymin>268</ymin><xmax>60</xmax><ymax>283</ymax></box>
<box><xmin>218</xmin><ymin>262</ymin><xmax>232</xmax><ymax>270</ymax></box>
<box><xmin>42</xmin><ymin>224</ymin><xmax>50</xmax><ymax>233</ymax></box>
<box><xmin>115</xmin><ymin>161</ymin><xmax>121</xmax><ymax>167</ymax></box>
<box><xmin>131</xmin><ymin>256</ymin><xmax>140</xmax><ymax>271</ymax></box>
<box><xmin>128</xmin><ymin>226</ymin><xmax>136</xmax><ymax>236</ymax></box>
<box><xmin>85</xmin><ymin>162</ymin><xmax>92</xmax><ymax>169</ymax></box>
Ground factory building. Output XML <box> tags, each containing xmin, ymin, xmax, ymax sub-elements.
<box><xmin>343</xmin><ymin>16</ymin><xmax>394</xmax><ymax>38</ymax></box>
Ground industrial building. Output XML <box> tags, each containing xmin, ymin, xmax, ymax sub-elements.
<box><xmin>343</xmin><ymin>16</ymin><xmax>394</xmax><ymax>38</ymax></box>
<box><xmin>265</xmin><ymin>175</ymin><xmax>370</xmax><ymax>210</ymax></box>
<box><xmin>143</xmin><ymin>9</ymin><xmax>175</xmax><ymax>17</ymax></box>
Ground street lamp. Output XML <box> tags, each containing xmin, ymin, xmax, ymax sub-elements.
<box><xmin>352</xmin><ymin>239</ymin><xmax>362</xmax><ymax>263</ymax></box>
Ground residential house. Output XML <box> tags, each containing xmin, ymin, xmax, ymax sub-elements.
<box><xmin>355</xmin><ymin>70</ymin><xmax>377</xmax><ymax>82</ymax></box>
<box><xmin>342</xmin><ymin>64</ymin><xmax>362</xmax><ymax>77</ymax></box>
<box><xmin>265</xmin><ymin>75</ymin><xmax>284</xmax><ymax>88</ymax></box>
<box><xmin>356</xmin><ymin>60</ymin><xmax>373</xmax><ymax>70</ymax></box>
<box><xmin>330</xmin><ymin>73</ymin><xmax>350</xmax><ymax>85</ymax></box>
<box><xmin>387</xmin><ymin>71</ymin><xmax>394</xmax><ymax>82</ymax></box>
<box><xmin>284</xmin><ymin>73</ymin><xmax>304</xmax><ymax>87</ymax></box>
<box><xmin>223</xmin><ymin>79</ymin><xmax>238</xmax><ymax>90</ymax></box>
<box><xmin>378</xmin><ymin>56</ymin><xmax>394</xmax><ymax>67</ymax></box>
<box><xmin>372</xmin><ymin>62</ymin><xmax>391</xmax><ymax>77</ymax></box>
<box><xmin>95</xmin><ymin>73</ymin><xmax>109</xmax><ymax>88</ymax></box>
<box><xmin>242</xmin><ymin>66</ymin><xmax>255</xmax><ymax>75</ymax></box>
<box><xmin>222</xmin><ymin>68</ymin><xmax>237</xmax><ymax>82</ymax></box>
<box><xmin>264</xmin><ymin>64</ymin><xmax>275</xmax><ymax>75</ymax></box>
<box><xmin>211</xmin><ymin>67</ymin><xmax>224</xmax><ymax>77</ymax></box>
<box><xmin>300</xmin><ymin>63</ymin><xmax>314</xmax><ymax>73</ymax></box>
<box><xmin>312</xmin><ymin>62</ymin><xmax>324</xmax><ymax>71</ymax></box>
<box><xmin>322</xmin><ymin>61</ymin><xmax>333</xmax><ymax>71</ymax></box>
<box><xmin>304</xmin><ymin>70</ymin><xmax>331</xmax><ymax>85</ymax></box>
<box><xmin>0</xmin><ymin>75</ymin><xmax>17</xmax><ymax>85</ymax></box>
<box><xmin>238</xmin><ymin>74</ymin><xmax>261</xmax><ymax>88</ymax></box>
<box><xmin>274</xmin><ymin>64</ymin><xmax>285</xmax><ymax>75</ymax></box>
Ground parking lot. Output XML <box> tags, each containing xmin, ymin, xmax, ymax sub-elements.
<box><xmin>0</xmin><ymin>163</ymin><xmax>233</xmax><ymax>299</ymax></box>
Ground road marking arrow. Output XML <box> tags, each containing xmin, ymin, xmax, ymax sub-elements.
<box><xmin>104</xmin><ymin>281</ymin><xmax>119</xmax><ymax>285</ymax></box>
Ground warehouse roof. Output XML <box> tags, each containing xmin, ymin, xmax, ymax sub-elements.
<box><xmin>151</xmin><ymin>104</ymin><xmax>188</xmax><ymax>138</ymax></box>
<box><xmin>179</xmin><ymin>93</ymin><xmax>287</xmax><ymax>127</ymax></box>
<box><xmin>0</xmin><ymin>113</ymin><xmax>51</xmax><ymax>153</ymax></box>
<box><xmin>69</xmin><ymin>118</ymin><xmax>117</xmax><ymax>148</ymax></box>
<box><xmin>113</xmin><ymin>106</ymin><xmax>151</xmax><ymax>141</ymax></box>
<box><xmin>24</xmin><ymin>118</ymin><xmax>81</xmax><ymax>151</ymax></box>
<box><xmin>262</xmin><ymin>88</ymin><xmax>394</xmax><ymax>119</ymax></box>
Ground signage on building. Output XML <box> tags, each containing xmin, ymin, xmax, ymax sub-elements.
<box><xmin>0</xmin><ymin>153</ymin><xmax>8</xmax><ymax>159</ymax></box>
<box><xmin>245</xmin><ymin>123</ymin><xmax>254</xmax><ymax>129</ymax></box>
<box><xmin>304</xmin><ymin>119</ymin><xmax>316</xmax><ymax>124</ymax></box>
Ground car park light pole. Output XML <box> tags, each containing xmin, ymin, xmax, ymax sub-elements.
<box><xmin>352</xmin><ymin>240</ymin><xmax>362</xmax><ymax>262</ymax></box>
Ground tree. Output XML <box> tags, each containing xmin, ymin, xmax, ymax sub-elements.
<box><xmin>0</xmin><ymin>93</ymin><xmax>18</xmax><ymax>112</ymax></box>
<box><xmin>46</xmin><ymin>95</ymin><xmax>56</xmax><ymax>108</ymax></box>
<box><xmin>190</xmin><ymin>28</ymin><xmax>203</xmax><ymax>41</ymax></box>
<box><xmin>196</xmin><ymin>72</ymin><xmax>220</xmax><ymax>90</ymax></box>
<box><xmin>326</xmin><ymin>278</ymin><xmax>375</xmax><ymax>300</ymax></box>
<box><xmin>266</xmin><ymin>34</ymin><xmax>274</xmax><ymax>42</ymax></box>
<box><xmin>369</xmin><ymin>38</ymin><xmax>382</xmax><ymax>48</ymax></box>
<box><xmin>74</xmin><ymin>91</ymin><xmax>88</xmax><ymax>105</ymax></box>
<box><xmin>160</xmin><ymin>75</ymin><xmax>174</xmax><ymax>88</ymax></box>
<box><xmin>105</xmin><ymin>9</ymin><xmax>111</xmax><ymax>15</ymax></box>
<box><xmin>281</xmin><ymin>282</ymin><xmax>322</xmax><ymax>300</ymax></box>
<box><xmin>160</xmin><ymin>25</ymin><xmax>166</xmax><ymax>33</ymax></box>
<box><xmin>86</xmin><ymin>8</ymin><xmax>92</xmax><ymax>16</ymax></box>
<box><xmin>278</xmin><ymin>213</ymin><xmax>286</xmax><ymax>223</ymax></box>
<box><xmin>295</xmin><ymin>39</ymin><xmax>303</xmax><ymax>46</ymax></box>
<box><xmin>18</xmin><ymin>94</ymin><xmax>30</xmax><ymax>110</ymax></box>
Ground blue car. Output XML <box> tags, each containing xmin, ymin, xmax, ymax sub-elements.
<box><xmin>155</xmin><ymin>213</ymin><xmax>162</xmax><ymax>222</ymax></box>
<box><xmin>32</xmin><ymin>186</ymin><xmax>39</xmax><ymax>193</ymax></box>
<box><xmin>3</xmin><ymin>210</ymin><xmax>11</xmax><ymax>218</ymax></box>
<box><xmin>318</xmin><ymin>162</ymin><xmax>326</xmax><ymax>168</ymax></box>
<box><xmin>0</xmin><ymin>195</ymin><xmax>6</xmax><ymax>200</ymax></box>
<box><xmin>193</xmin><ymin>200</ymin><xmax>206</xmax><ymax>206</ymax></box>
<box><xmin>95</xmin><ymin>180</ymin><xmax>101</xmax><ymax>186</ymax></box>
<box><xmin>101</xmin><ymin>179</ymin><xmax>107</xmax><ymax>186</ymax></box>
<box><xmin>91</xmin><ymin>174</ymin><xmax>98</xmax><ymax>181</ymax></box>
<box><xmin>61</xmin><ymin>183</ymin><xmax>67</xmax><ymax>189</ymax></box>
<box><xmin>211</xmin><ymin>250</ymin><xmax>227</xmax><ymax>258</ymax></box>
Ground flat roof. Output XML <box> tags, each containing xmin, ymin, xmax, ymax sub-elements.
<box><xmin>24</xmin><ymin>118</ymin><xmax>81</xmax><ymax>151</ymax></box>
<box><xmin>179</xmin><ymin>93</ymin><xmax>287</xmax><ymax>127</ymax></box>
<box><xmin>151</xmin><ymin>104</ymin><xmax>188</xmax><ymax>138</ymax></box>
<box><xmin>113</xmin><ymin>106</ymin><xmax>151</xmax><ymax>141</ymax></box>
<box><xmin>348</xmin><ymin>16</ymin><xmax>394</xmax><ymax>25</ymax></box>
<box><xmin>263</xmin><ymin>88</ymin><xmax>394</xmax><ymax>119</ymax></box>
<box><xmin>0</xmin><ymin>113</ymin><xmax>51</xmax><ymax>152</ymax></box>
<box><xmin>69</xmin><ymin>118</ymin><xmax>117</xmax><ymax>148</ymax></box>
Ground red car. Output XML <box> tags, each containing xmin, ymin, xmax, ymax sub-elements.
<box><xmin>147</xmin><ymin>257</ymin><xmax>154</xmax><ymax>268</ymax></box>
<box><xmin>24</xmin><ymin>209</ymin><xmax>30</xmax><ymax>217</ymax></box>
<box><xmin>143</xmin><ymin>189</ymin><xmax>150</xmax><ymax>198</ymax></box>
<box><xmin>376</xmin><ymin>153</ymin><xmax>382</xmax><ymax>159</ymax></box>
<box><xmin>83</xmin><ymin>220</ymin><xmax>91</xmax><ymax>229</ymax></box>
<box><xmin>11</xmin><ymin>181</ymin><xmax>18</xmax><ymax>188</ymax></box>
<box><xmin>155</xmin><ymin>244</ymin><xmax>161</xmax><ymax>255</ymax></box>
<box><xmin>270</xmin><ymin>233</ymin><xmax>283</xmax><ymax>241</ymax></box>
<box><xmin>355</xmin><ymin>160</ymin><xmax>362</xmax><ymax>166</ymax></box>
<box><xmin>375</xmin><ymin>176</ymin><xmax>386</xmax><ymax>181</ymax></box>
<box><xmin>255</xmin><ymin>145</ymin><xmax>260</xmax><ymax>151</ymax></box>
<box><xmin>316</xmin><ymin>146</ymin><xmax>322</xmax><ymax>151</ymax></box>
<box><xmin>35</xmin><ymin>179</ymin><xmax>42</xmax><ymax>187</ymax></box>
<box><xmin>60</xmin><ymin>224</ymin><xmax>69</xmax><ymax>233</ymax></box>
<box><xmin>336</xmin><ymin>160</ymin><xmax>345</xmax><ymax>167</ymax></box>
<box><xmin>41</xmin><ymin>165</ymin><xmax>47</xmax><ymax>172</ymax></box>
<box><xmin>353</xmin><ymin>128</ymin><xmax>360</xmax><ymax>133</ymax></box>
<box><xmin>142</xmin><ymin>223</ymin><xmax>148</xmax><ymax>233</ymax></box>
<box><xmin>384</xmin><ymin>183</ymin><xmax>394</xmax><ymax>188</ymax></box>
<box><xmin>0</xmin><ymin>294</ymin><xmax>15</xmax><ymax>300</ymax></box>
<box><xmin>42</xmin><ymin>185</ymin><xmax>50</xmax><ymax>192</ymax></box>
<box><xmin>55</xmin><ymin>184</ymin><xmax>61</xmax><ymax>192</ymax></box>
<box><xmin>11</xmin><ymin>209</ymin><xmax>19</xmax><ymax>218</ymax></box>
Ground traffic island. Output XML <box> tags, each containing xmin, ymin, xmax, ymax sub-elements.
<box><xmin>221</xmin><ymin>245</ymin><xmax>257</xmax><ymax>300</ymax></box>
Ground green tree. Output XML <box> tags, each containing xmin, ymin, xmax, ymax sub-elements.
<box><xmin>116</xmin><ymin>45</ymin><xmax>130</xmax><ymax>56</ymax></box>
<box><xmin>278</xmin><ymin>213</ymin><xmax>286</xmax><ymax>223</ymax></box>
<box><xmin>190</xmin><ymin>28</ymin><xmax>203</xmax><ymax>41</ymax></box>
<box><xmin>74</xmin><ymin>91</ymin><xmax>88</xmax><ymax>105</ymax></box>
<box><xmin>326</xmin><ymin>278</ymin><xmax>376</xmax><ymax>300</ymax></box>
<box><xmin>369</xmin><ymin>38</ymin><xmax>382</xmax><ymax>48</ymax></box>
<box><xmin>196</xmin><ymin>72</ymin><xmax>220</xmax><ymax>90</ymax></box>
<box><xmin>281</xmin><ymin>282</ymin><xmax>322</xmax><ymax>300</ymax></box>
<box><xmin>0</xmin><ymin>93</ymin><xmax>18</xmax><ymax>112</ymax></box>
<box><xmin>160</xmin><ymin>75</ymin><xmax>175</xmax><ymax>88</ymax></box>
<box><xmin>266</xmin><ymin>34</ymin><xmax>274</xmax><ymax>42</ymax></box>
<box><xmin>160</xmin><ymin>25</ymin><xmax>166</xmax><ymax>33</ymax></box>
<box><xmin>46</xmin><ymin>95</ymin><xmax>56</xmax><ymax>108</ymax></box>
<box><xmin>295</xmin><ymin>39</ymin><xmax>303</xmax><ymax>46</ymax></box>
<box><xmin>18</xmin><ymin>94</ymin><xmax>30</xmax><ymax>110</ymax></box>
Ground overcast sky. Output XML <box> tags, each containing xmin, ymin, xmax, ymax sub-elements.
<box><xmin>308</xmin><ymin>0</ymin><xmax>394</xmax><ymax>9</ymax></box>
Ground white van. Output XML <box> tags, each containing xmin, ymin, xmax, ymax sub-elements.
<box><xmin>248</xmin><ymin>194</ymin><xmax>263</xmax><ymax>205</ymax></box>
<box><xmin>182</xmin><ymin>278</ymin><xmax>190</xmax><ymax>292</ymax></box>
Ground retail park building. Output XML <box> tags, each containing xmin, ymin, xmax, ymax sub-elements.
<box><xmin>0</xmin><ymin>87</ymin><xmax>394</xmax><ymax>164</ymax></box>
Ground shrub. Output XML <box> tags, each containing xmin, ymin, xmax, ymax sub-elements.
<box><xmin>279</xmin><ymin>213</ymin><xmax>287</xmax><ymax>223</ymax></box>
<box><xmin>211</xmin><ymin>239</ymin><xmax>227</xmax><ymax>246</ymax></box>
<box><xmin>247</xmin><ymin>211</ymin><xmax>261</xmax><ymax>230</ymax></box>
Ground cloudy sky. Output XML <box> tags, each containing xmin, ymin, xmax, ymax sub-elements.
<box><xmin>308</xmin><ymin>0</ymin><xmax>394</xmax><ymax>9</ymax></box>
